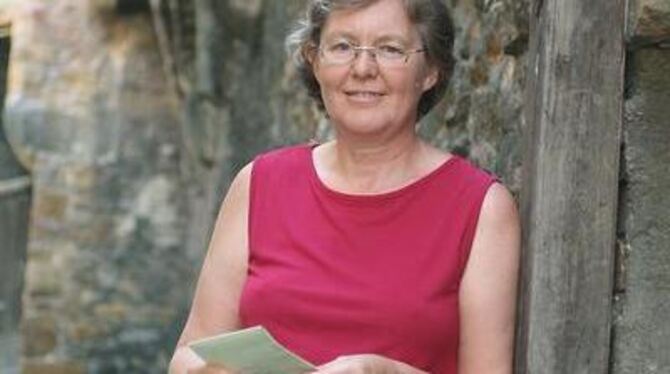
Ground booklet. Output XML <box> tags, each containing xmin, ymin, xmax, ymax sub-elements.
<box><xmin>189</xmin><ymin>325</ymin><xmax>317</xmax><ymax>373</ymax></box>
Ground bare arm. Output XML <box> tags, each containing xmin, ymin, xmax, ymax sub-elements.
<box><xmin>169</xmin><ymin>163</ymin><xmax>253</xmax><ymax>374</ymax></box>
<box><xmin>458</xmin><ymin>183</ymin><xmax>521</xmax><ymax>374</ymax></box>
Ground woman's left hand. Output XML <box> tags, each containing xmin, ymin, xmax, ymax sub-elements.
<box><xmin>311</xmin><ymin>354</ymin><xmax>428</xmax><ymax>374</ymax></box>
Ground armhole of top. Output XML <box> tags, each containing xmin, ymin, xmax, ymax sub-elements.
<box><xmin>457</xmin><ymin>175</ymin><xmax>499</xmax><ymax>283</ymax></box>
<box><xmin>247</xmin><ymin>155</ymin><xmax>264</xmax><ymax>260</ymax></box>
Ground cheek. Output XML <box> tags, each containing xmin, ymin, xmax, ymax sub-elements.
<box><xmin>394</xmin><ymin>69</ymin><xmax>430</xmax><ymax>97</ymax></box>
<box><xmin>320</xmin><ymin>86</ymin><xmax>343</xmax><ymax>110</ymax></box>
<box><xmin>314</xmin><ymin>70</ymin><xmax>344</xmax><ymax>101</ymax></box>
<box><xmin>398</xmin><ymin>77</ymin><xmax>427</xmax><ymax>103</ymax></box>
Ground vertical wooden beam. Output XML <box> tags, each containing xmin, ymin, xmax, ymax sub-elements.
<box><xmin>515</xmin><ymin>0</ymin><xmax>626</xmax><ymax>373</ymax></box>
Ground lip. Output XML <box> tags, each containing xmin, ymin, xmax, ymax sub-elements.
<box><xmin>343</xmin><ymin>90</ymin><xmax>386</xmax><ymax>104</ymax></box>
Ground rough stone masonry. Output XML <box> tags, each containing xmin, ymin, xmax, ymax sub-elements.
<box><xmin>612</xmin><ymin>0</ymin><xmax>670</xmax><ymax>373</ymax></box>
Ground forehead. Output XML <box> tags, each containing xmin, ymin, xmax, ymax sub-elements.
<box><xmin>320</xmin><ymin>0</ymin><xmax>420</xmax><ymax>42</ymax></box>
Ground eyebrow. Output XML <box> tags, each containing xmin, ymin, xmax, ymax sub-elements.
<box><xmin>322</xmin><ymin>31</ymin><xmax>412</xmax><ymax>45</ymax></box>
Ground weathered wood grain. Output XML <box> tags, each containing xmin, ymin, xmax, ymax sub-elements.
<box><xmin>515</xmin><ymin>0</ymin><xmax>626</xmax><ymax>373</ymax></box>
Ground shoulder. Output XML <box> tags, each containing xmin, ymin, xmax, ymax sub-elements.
<box><xmin>217</xmin><ymin>162</ymin><xmax>254</xmax><ymax>217</ymax></box>
<box><xmin>451</xmin><ymin>155</ymin><xmax>499</xmax><ymax>186</ymax></box>
<box><xmin>251</xmin><ymin>143</ymin><xmax>314</xmax><ymax>184</ymax></box>
<box><xmin>473</xmin><ymin>182</ymin><xmax>520</xmax><ymax>254</ymax></box>
<box><xmin>254</xmin><ymin>143</ymin><xmax>312</xmax><ymax>166</ymax></box>
<box><xmin>439</xmin><ymin>155</ymin><xmax>499</xmax><ymax>206</ymax></box>
<box><xmin>480</xmin><ymin>183</ymin><xmax>518</xmax><ymax>227</ymax></box>
<box><xmin>230</xmin><ymin>162</ymin><xmax>253</xmax><ymax>195</ymax></box>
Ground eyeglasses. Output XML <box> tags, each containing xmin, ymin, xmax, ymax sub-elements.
<box><xmin>318</xmin><ymin>41</ymin><xmax>426</xmax><ymax>67</ymax></box>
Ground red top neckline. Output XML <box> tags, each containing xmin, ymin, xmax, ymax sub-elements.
<box><xmin>305</xmin><ymin>143</ymin><xmax>461</xmax><ymax>203</ymax></box>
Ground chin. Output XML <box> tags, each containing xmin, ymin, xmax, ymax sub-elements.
<box><xmin>331</xmin><ymin>112</ymin><xmax>400</xmax><ymax>136</ymax></box>
<box><xmin>325</xmin><ymin>98</ymin><xmax>413</xmax><ymax>136</ymax></box>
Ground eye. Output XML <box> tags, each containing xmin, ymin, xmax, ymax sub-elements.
<box><xmin>327</xmin><ymin>42</ymin><xmax>353</xmax><ymax>53</ymax></box>
<box><xmin>377</xmin><ymin>44</ymin><xmax>405</xmax><ymax>58</ymax></box>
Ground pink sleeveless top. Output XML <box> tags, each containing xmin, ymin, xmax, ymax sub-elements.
<box><xmin>239</xmin><ymin>144</ymin><xmax>496</xmax><ymax>373</ymax></box>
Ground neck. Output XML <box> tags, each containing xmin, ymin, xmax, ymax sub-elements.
<box><xmin>336</xmin><ymin>133</ymin><xmax>419</xmax><ymax>170</ymax></box>
<box><xmin>318</xmin><ymin>129</ymin><xmax>429</xmax><ymax>194</ymax></box>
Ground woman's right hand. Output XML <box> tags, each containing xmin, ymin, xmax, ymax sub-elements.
<box><xmin>170</xmin><ymin>346</ymin><xmax>232</xmax><ymax>374</ymax></box>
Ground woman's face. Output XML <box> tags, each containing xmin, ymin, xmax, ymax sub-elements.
<box><xmin>312</xmin><ymin>0</ymin><xmax>437</xmax><ymax>138</ymax></box>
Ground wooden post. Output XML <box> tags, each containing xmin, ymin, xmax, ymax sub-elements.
<box><xmin>515</xmin><ymin>0</ymin><xmax>626</xmax><ymax>373</ymax></box>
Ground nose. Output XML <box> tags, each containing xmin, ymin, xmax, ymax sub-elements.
<box><xmin>351</xmin><ymin>48</ymin><xmax>379</xmax><ymax>78</ymax></box>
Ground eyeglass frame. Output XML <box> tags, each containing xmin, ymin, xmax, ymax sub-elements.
<box><xmin>316</xmin><ymin>41</ymin><xmax>427</xmax><ymax>66</ymax></box>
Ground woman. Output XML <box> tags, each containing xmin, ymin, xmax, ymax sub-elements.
<box><xmin>170</xmin><ymin>0</ymin><xmax>520</xmax><ymax>373</ymax></box>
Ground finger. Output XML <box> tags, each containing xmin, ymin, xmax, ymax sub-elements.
<box><xmin>311</xmin><ymin>356</ymin><xmax>365</xmax><ymax>374</ymax></box>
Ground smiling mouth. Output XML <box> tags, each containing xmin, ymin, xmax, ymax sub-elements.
<box><xmin>345</xmin><ymin>91</ymin><xmax>385</xmax><ymax>99</ymax></box>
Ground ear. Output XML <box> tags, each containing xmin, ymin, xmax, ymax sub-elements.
<box><xmin>303</xmin><ymin>44</ymin><xmax>319</xmax><ymax>69</ymax></box>
<box><xmin>421</xmin><ymin>64</ymin><xmax>439</xmax><ymax>92</ymax></box>
<box><xmin>306</xmin><ymin>46</ymin><xmax>324</xmax><ymax>85</ymax></box>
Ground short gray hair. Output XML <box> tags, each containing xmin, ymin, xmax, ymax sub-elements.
<box><xmin>286</xmin><ymin>0</ymin><xmax>455</xmax><ymax>119</ymax></box>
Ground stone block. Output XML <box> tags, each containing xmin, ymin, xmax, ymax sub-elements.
<box><xmin>22</xmin><ymin>361</ymin><xmax>85</xmax><ymax>374</ymax></box>
<box><xmin>32</xmin><ymin>190</ymin><xmax>68</xmax><ymax>222</ymax></box>
<box><xmin>60</xmin><ymin>163</ymin><xmax>95</xmax><ymax>191</ymax></box>
<box><xmin>21</xmin><ymin>316</ymin><xmax>57</xmax><ymax>357</ymax></box>
<box><xmin>67</xmin><ymin>321</ymin><xmax>108</xmax><ymax>343</ymax></box>
<box><xmin>24</xmin><ymin>252</ymin><xmax>62</xmax><ymax>297</ymax></box>
<box><xmin>93</xmin><ymin>302</ymin><xmax>128</xmax><ymax>321</ymax></box>
<box><xmin>65</xmin><ymin>214</ymin><xmax>114</xmax><ymax>245</ymax></box>
<box><xmin>628</xmin><ymin>0</ymin><xmax>670</xmax><ymax>47</ymax></box>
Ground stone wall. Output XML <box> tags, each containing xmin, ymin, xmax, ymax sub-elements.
<box><xmin>612</xmin><ymin>0</ymin><xmax>670</xmax><ymax>373</ymax></box>
<box><xmin>1</xmin><ymin>0</ymin><xmax>530</xmax><ymax>372</ymax></box>
<box><xmin>427</xmin><ymin>0</ymin><xmax>528</xmax><ymax>191</ymax></box>
<box><xmin>4</xmin><ymin>1</ymin><xmax>187</xmax><ymax>372</ymax></box>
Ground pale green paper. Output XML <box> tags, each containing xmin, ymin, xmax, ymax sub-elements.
<box><xmin>189</xmin><ymin>325</ymin><xmax>317</xmax><ymax>374</ymax></box>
